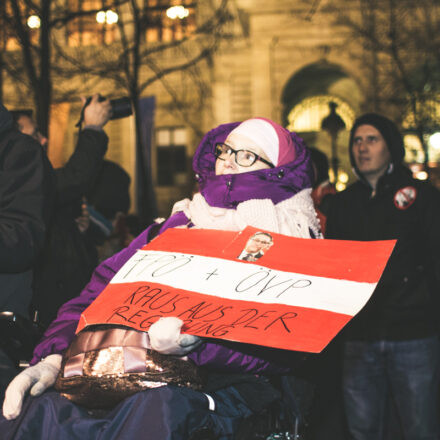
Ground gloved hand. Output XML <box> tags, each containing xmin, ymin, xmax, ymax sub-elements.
<box><xmin>149</xmin><ymin>317</ymin><xmax>202</xmax><ymax>356</ymax></box>
<box><xmin>2</xmin><ymin>354</ymin><xmax>62</xmax><ymax>420</ymax></box>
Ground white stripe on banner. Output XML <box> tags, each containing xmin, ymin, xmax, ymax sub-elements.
<box><xmin>110</xmin><ymin>250</ymin><xmax>375</xmax><ymax>316</ymax></box>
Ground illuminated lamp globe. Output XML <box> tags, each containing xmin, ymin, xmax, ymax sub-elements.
<box><xmin>166</xmin><ymin>5</ymin><xmax>189</xmax><ymax>20</ymax></box>
<box><xmin>429</xmin><ymin>132</ymin><xmax>440</xmax><ymax>150</ymax></box>
<box><xmin>415</xmin><ymin>171</ymin><xmax>428</xmax><ymax>180</ymax></box>
<box><xmin>106</xmin><ymin>10</ymin><xmax>118</xmax><ymax>24</ymax></box>
<box><xmin>338</xmin><ymin>171</ymin><xmax>349</xmax><ymax>184</ymax></box>
<box><xmin>335</xmin><ymin>182</ymin><xmax>346</xmax><ymax>191</ymax></box>
<box><xmin>27</xmin><ymin>15</ymin><xmax>41</xmax><ymax>29</ymax></box>
<box><xmin>96</xmin><ymin>11</ymin><xmax>106</xmax><ymax>24</ymax></box>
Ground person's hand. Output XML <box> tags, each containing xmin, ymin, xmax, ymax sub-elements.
<box><xmin>75</xmin><ymin>202</ymin><xmax>90</xmax><ymax>233</ymax></box>
<box><xmin>2</xmin><ymin>354</ymin><xmax>62</xmax><ymax>420</ymax></box>
<box><xmin>148</xmin><ymin>317</ymin><xmax>202</xmax><ymax>355</ymax></box>
<box><xmin>81</xmin><ymin>94</ymin><xmax>112</xmax><ymax>128</ymax></box>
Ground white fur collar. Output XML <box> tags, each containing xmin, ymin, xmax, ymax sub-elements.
<box><xmin>171</xmin><ymin>189</ymin><xmax>322</xmax><ymax>239</ymax></box>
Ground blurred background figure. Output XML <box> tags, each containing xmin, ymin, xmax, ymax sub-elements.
<box><xmin>11</xmin><ymin>94</ymin><xmax>112</xmax><ymax>329</ymax></box>
<box><xmin>88</xmin><ymin>160</ymin><xmax>131</xmax><ymax>222</ymax></box>
<box><xmin>85</xmin><ymin>159</ymin><xmax>135</xmax><ymax>262</ymax></box>
<box><xmin>13</xmin><ymin>109</ymin><xmax>48</xmax><ymax>149</ymax></box>
<box><xmin>306</xmin><ymin>147</ymin><xmax>345</xmax><ymax>440</ymax></box>
<box><xmin>309</xmin><ymin>147</ymin><xmax>336</xmax><ymax>235</ymax></box>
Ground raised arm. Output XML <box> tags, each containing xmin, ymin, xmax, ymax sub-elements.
<box><xmin>54</xmin><ymin>95</ymin><xmax>111</xmax><ymax>206</ymax></box>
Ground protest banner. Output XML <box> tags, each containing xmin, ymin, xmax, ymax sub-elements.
<box><xmin>77</xmin><ymin>226</ymin><xmax>395</xmax><ymax>352</ymax></box>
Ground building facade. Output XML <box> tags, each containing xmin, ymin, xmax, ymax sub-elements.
<box><xmin>2</xmin><ymin>0</ymin><xmax>439</xmax><ymax>216</ymax></box>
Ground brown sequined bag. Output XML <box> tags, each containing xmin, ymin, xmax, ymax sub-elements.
<box><xmin>54</xmin><ymin>325</ymin><xmax>205</xmax><ymax>408</ymax></box>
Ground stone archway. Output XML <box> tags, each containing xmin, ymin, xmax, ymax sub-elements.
<box><xmin>281</xmin><ymin>62</ymin><xmax>362</xmax><ymax>189</ymax></box>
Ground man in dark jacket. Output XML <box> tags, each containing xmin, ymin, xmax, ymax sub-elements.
<box><xmin>13</xmin><ymin>95</ymin><xmax>112</xmax><ymax>327</ymax></box>
<box><xmin>326</xmin><ymin>113</ymin><xmax>440</xmax><ymax>440</ymax></box>
<box><xmin>0</xmin><ymin>102</ymin><xmax>53</xmax><ymax>396</ymax></box>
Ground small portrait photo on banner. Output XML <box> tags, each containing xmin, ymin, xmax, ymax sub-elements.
<box><xmin>237</xmin><ymin>231</ymin><xmax>274</xmax><ymax>262</ymax></box>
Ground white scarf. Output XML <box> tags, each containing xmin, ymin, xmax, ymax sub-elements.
<box><xmin>171</xmin><ymin>189</ymin><xmax>322</xmax><ymax>239</ymax></box>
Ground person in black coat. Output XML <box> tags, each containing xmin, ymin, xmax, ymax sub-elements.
<box><xmin>0</xmin><ymin>102</ymin><xmax>54</xmax><ymax>396</ymax></box>
<box><xmin>13</xmin><ymin>95</ymin><xmax>112</xmax><ymax>328</ymax></box>
<box><xmin>326</xmin><ymin>113</ymin><xmax>440</xmax><ymax>440</ymax></box>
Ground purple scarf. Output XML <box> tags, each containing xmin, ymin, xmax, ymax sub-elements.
<box><xmin>192</xmin><ymin>122</ymin><xmax>313</xmax><ymax>208</ymax></box>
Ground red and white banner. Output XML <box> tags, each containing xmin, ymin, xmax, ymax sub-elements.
<box><xmin>78</xmin><ymin>227</ymin><xmax>395</xmax><ymax>353</ymax></box>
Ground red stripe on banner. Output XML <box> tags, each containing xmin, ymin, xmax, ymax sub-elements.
<box><xmin>78</xmin><ymin>281</ymin><xmax>352</xmax><ymax>353</ymax></box>
<box><xmin>143</xmin><ymin>227</ymin><xmax>395</xmax><ymax>283</ymax></box>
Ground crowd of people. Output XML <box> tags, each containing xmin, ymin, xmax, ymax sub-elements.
<box><xmin>0</xmin><ymin>97</ymin><xmax>438</xmax><ymax>440</ymax></box>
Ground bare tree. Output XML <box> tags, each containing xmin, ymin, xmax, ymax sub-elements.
<box><xmin>0</xmin><ymin>0</ymin><xmax>53</xmax><ymax>134</ymax></box>
<box><xmin>60</xmin><ymin>0</ymin><xmax>230</xmax><ymax>129</ymax></box>
<box><xmin>0</xmin><ymin>0</ymin><xmax>127</xmax><ymax>135</ymax></box>
<box><xmin>1</xmin><ymin>1</ymin><xmax>231</xmax><ymax>222</ymax></box>
<box><xmin>335</xmin><ymin>0</ymin><xmax>440</xmax><ymax>165</ymax></box>
<box><xmin>55</xmin><ymin>0</ymin><xmax>231</xmax><ymax>223</ymax></box>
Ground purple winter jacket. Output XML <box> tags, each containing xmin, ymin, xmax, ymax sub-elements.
<box><xmin>32</xmin><ymin>122</ymin><xmax>314</xmax><ymax>374</ymax></box>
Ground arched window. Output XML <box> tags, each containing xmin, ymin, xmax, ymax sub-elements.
<box><xmin>286</xmin><ymin>95</ymin><xmax>355</xmax><ymax>132</ymax></box>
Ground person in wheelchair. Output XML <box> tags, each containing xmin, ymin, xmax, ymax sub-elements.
<box><xmin>1</xmin><ymin>118</ymin><xmax>320</xmax><ymax>439</ymax></box>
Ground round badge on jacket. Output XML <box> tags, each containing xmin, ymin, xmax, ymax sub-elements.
<box><xmin>393</xmin><ymin>186</ymin><xmax>417</xmax><ymax>210</ymax></box>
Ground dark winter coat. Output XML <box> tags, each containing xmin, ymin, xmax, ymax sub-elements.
<box><xmin>0</xmin><ymin>103</ymin><xmax>53</xmax><ymax>317</ymax></box>
<box><xmin>32</xmin><ymin>128</ymin><xmax>108</xmax><ymax>327</ymax></box>
<box><xmin>326</xmin><ymin>165</ymin><xmax>440</xmax><ymax>340</ymax></box>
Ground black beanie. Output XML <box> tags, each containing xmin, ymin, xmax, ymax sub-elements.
<box><xmin>349</xmin><ymin>113</ymin><xmax>405</xmax><ymax>169</ymax></box>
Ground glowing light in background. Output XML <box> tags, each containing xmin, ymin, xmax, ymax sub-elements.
<box><xmin>338</xmin><ymin>171</ymin><xmax>348</xmax><ymax>184</ymax></box>
<box><xmin>329</xmin><ymin>169</ymin><xmax>349</xmax><ymax>191</ymax></box>
<box><xmin>96</xmin><ymin>11</ymin><xmax>106</xmax><ymax>23</ymax></box>
<box><xmin>429</xmin><ymin>132</ymin><xmax>440</xmax><ymax>150</ymax></box>
<box><xmin>27</xmin><ymin>15</ymin><xmax>41</xmax><ymax>29</ymax></box>
<box><xmin>335</xmin><ymin>182</ymin><xmax>346</xmax><ymax>191</ymax></box>
<box><xmin>96</xmin><ymin>10</ymin><xmax>118</xmax><ymax>24</ymax></box>
<box><xmin>415</xmin><ymin>171</ymin><xmax>428</xmax><ymax>180</ymax></box>
<box><xmin>287</xmin><ymin>95</ymin><xmax>355</xmax><ymax>132</ymax></box>
<box><xmin>166</xmin><ymin>5</ymin><xmax>189</xmax><ymax>19</ymax></box>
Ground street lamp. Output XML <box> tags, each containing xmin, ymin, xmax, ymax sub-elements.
<box><xmin>321</xmin><ymin>101</ymin><xmax>346</xmax><ymax>183</ymax></box>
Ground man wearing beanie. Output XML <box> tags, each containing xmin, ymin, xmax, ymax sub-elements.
<box><xmin>326</xmin><ymin>113</ymin><xmax>440</xmax><ymax>440</ymax></box>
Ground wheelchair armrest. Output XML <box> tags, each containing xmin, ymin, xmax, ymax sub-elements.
<box><xmin>0</xmin><ymin>311</ymin><xmax>44</xmax><ymax>367</ymax></box>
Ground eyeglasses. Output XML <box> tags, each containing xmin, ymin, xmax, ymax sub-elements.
<box><xmin>214</xmin><ymin>142</ymin><xmax>274</xmax><ymax>168</ymax></box>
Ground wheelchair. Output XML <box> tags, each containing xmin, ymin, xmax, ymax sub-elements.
<box><xmin>0</xmin><ymin>313</ymin><xmax>314</xmax><ymax>439</ymax></box>
<box><xmin>0</xmin><ymin>311</ymin><xmax>44</xmax><ymax>369</ymax></box>
<box><xmin>188</xmin><ymin>375</ymin><xmax>314</xmax><ymax>440</ymax></box>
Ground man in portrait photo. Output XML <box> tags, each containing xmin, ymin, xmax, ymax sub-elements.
<box><xmin>238</xmin><ymin>232</ymin><xmax>274</xmax><ymax>262</ymax></box>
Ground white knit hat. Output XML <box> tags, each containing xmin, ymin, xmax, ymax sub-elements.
<box><xmin>228</xmin><ymin>118</ymin><xmax>296</xmax><ymax>166</ymax></box>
